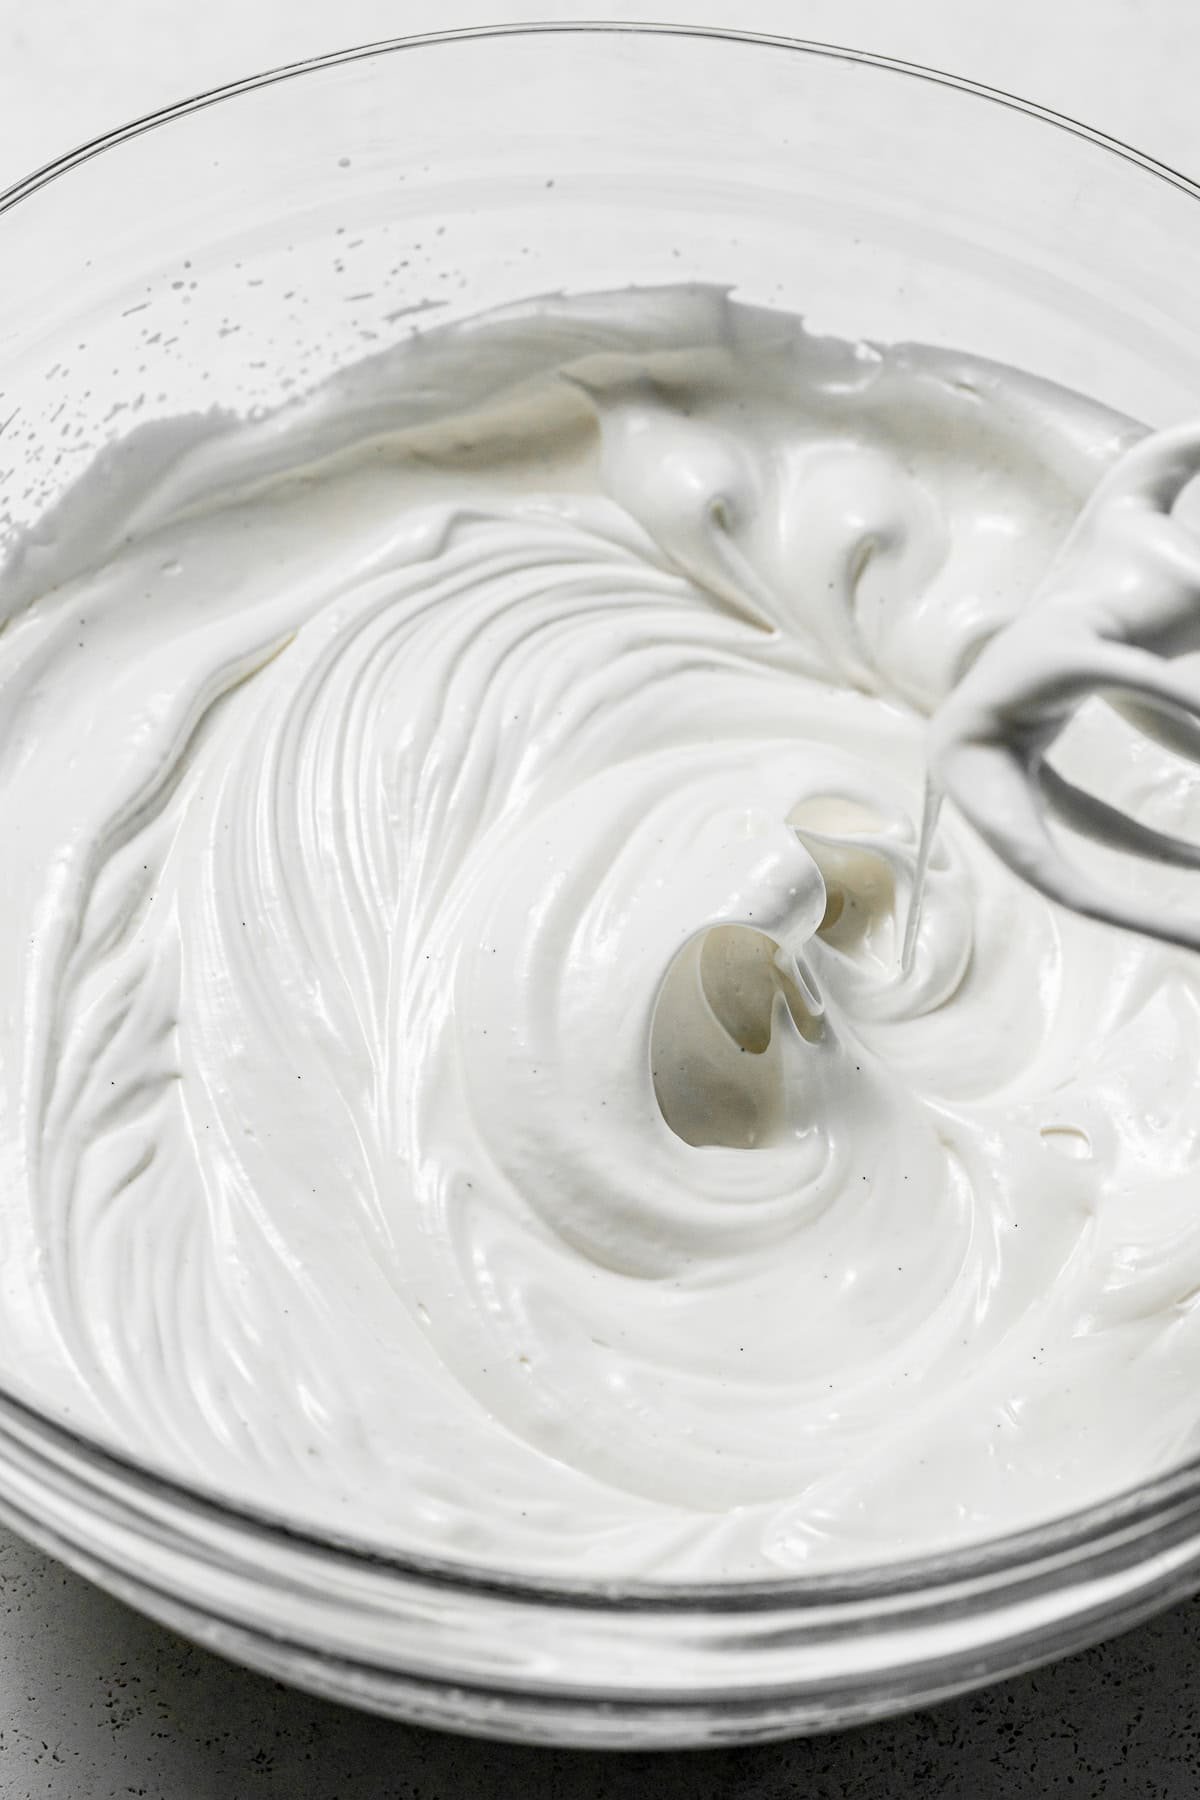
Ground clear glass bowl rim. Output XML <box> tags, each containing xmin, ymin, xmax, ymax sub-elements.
<box><xmin>2</xmin><ymin>18</ymin><xmax>1199</xmax><ymax>1621</ymax></box>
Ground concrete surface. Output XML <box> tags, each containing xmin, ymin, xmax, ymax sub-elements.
<box><xmin>3</xmin><ymin>3</ymin><xmax>1200</xmax><ymax>1795</ymax></box>
<box><xmin>4</xmin><ymin>1523</ymin><xmax>1200</xmax><ymax>1797</ymax></box>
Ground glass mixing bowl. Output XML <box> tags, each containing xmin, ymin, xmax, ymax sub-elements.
<box><xmin>4</xmin><ymin>23</ymin><xmax>1200</xmax><ymax>1751</ymax></box>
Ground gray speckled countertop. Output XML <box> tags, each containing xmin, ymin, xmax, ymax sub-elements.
<box><xmin>4</xmin><ymin>4</ymin><xmax>1200</xmax><ymax>1794</ymax></box>
<box><xmin>4</xmin><ymin>1526</ymin><xmax>1200</xmax><ymax>1798</ymax></box>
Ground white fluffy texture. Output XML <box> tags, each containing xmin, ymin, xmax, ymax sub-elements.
<box><xmin>2</xmin><ymin>286</ymin><xmax>1200</xmax><ymax>1577</ymax></box>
